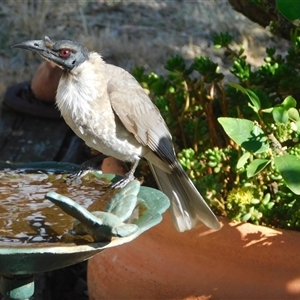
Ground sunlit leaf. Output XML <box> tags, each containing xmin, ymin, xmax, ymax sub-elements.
<box><xmin>237</xmin><ymin>152</ymin><xmax>251</xmax><ymax>169</ymax></box>
<box><xmin>282</xmin><ymin>96</ymin><xmax>297</xmax><ymax>109</ymax></box>
<box><xmin>272</xmin><ymin>106</ymin><xmax>288</xmax><ymax>124</ymax></box>
<box><xmin>218</xmin><ymin>117</ymin><xmax>269</xmax><ymax>153</ymax></box>
<box><xmin>241</xmin><ymin>213</ymin><xmax>251</xmax><ymax>222</ymax></box>
<box><xmin>296</xmin><ymin>120</ymin><xmax>300</xmax><ymax>133</ymax></box>
<box><xmin>274</xmin><ymin>154</ymin><xmax>300</xmax><ymax>195</ymax></box>
<box><xmin>246</xmin><ymin>159</ymin><xmax>270</xmax><ymax>178</ymax></box>
<box><xmin>288</xmin><ymin>107</ymin><xmax>300</xmax><ymax>121</ymax></box>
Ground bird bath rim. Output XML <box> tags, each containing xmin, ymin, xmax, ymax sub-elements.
<box><xmin>0</xmin><ymin>161</ymin><xmax>170</xmax><ymax>275</ymax></box>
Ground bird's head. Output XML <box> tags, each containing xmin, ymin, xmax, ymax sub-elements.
<box><xmin>13</xmin><ymin>36</ymin><xmax>89</xmax><ymax>71</ymax></box>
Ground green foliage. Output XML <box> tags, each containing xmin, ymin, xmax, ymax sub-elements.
<box><xmin>218</xmin><ymin>93</ymin><xmax>300</xmax><ymax>194</ymax></box>
<box><xmin>276</xmin><ymin>0</ymin><xmax>300</xmax><ymax>25</ymax></box>
<box><xmin>131</xmin><ymin>31</ymin><xmax>300</xmax><ymax>231</ymax></box>
<box><xmin>212</xmin><ymin>32</ymin><xmax>233</xmax><ymax>49</ymax></box>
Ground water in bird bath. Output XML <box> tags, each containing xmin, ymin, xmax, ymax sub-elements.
<box><xmin>0</xmin><ymin>170</ymin><xmax>117</xmax><ymax>246</ymax></box>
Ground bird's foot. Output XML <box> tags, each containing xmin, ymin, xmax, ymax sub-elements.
<box><xmin>111</xmin><ymin>158</ymin><xmax>140</xmax><ymax>189</ymax></box>
<box><xmin>67</xmin><ymin>169</ymin><xmax>95</xmax><ymax>183</ymax></box>
<box><xmin>111</xmin><ymin>171</ymin><xmax>135</xmax><ymax>189</ymax></box>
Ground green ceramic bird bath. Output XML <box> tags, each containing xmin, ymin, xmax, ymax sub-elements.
<box><xmin>0</xmin><ymin>162</ymin><xmax>170</xmax><ymax>299</ymax></box>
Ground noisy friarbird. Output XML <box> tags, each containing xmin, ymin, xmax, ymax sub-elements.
<box><xmin>13</xmin><ymin>36</ymin><xmax>220</xmax><ymax>232</ymax></box>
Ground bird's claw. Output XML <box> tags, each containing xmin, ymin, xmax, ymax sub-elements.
<box><xmin>67</xmin><ymin>169</ymin><xmax>92</xmax><ymax>184</ymax></box>
<box><xmin>67</xmin><ymin>155</ymin><xmax>106</xmax><ymax>183</ymax></box>
<box><xmin>111</xmin><ymin>172</ymin><xmax>135</xmax><ymax>189</ymax></box>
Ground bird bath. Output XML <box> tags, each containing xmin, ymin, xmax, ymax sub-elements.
<box><xmin>0</xmin><ymin>162</ymin><xmax>170</xmax><ymax>299</ymax></box>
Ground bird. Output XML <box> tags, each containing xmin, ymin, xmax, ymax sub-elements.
<box><xmin>13</xmin><ymin>36</ymin><xmax>220</xmax><ymax>232</ymax></box>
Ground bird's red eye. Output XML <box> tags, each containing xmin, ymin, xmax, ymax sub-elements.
<box><xmin>59</xmin><ymin>49</ymin><xmax>70</xmax><ymax>58</ymax></box>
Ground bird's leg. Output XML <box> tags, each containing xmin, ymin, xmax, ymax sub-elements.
<box><xmin>69</xmin><ymin>153</ymin><xmax>108</xmax><ymax>180</ymax></box>
<box><xmin>111</xmin><ymin>158</ymin><xmax>140</xmax><ymax>189</ymax></box>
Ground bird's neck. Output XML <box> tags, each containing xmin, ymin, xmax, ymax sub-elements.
<box><xmin>56</xmin><ymin>53</ymin><xmax>107</xmax><ymax>121</ymax></box>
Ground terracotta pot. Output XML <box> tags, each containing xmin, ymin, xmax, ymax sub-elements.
<box><xmin>88</xmin><ymin>212</ymin><xmax>300</xmax><ymax>299</ymax></box>
<box><xmin>31</xmin><ymin>61</ymin><xmax>62</xmax><ymax>102</ymax></box>
<box><xmin>101</xmin><ymin>157</ymin><xmax>128</xmax><ymax>176</ymax></box>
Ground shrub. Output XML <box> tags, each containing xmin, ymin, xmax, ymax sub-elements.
<box><xmin>131</xmin><ymin>30</ymin><xmax>300</xmax><ymax>230</ymax></box>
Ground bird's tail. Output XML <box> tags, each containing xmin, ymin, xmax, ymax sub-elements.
<box><xmin>148</xmin><ymin>163</ymin><xmax>220</xmax><ymax>232</ymax></box>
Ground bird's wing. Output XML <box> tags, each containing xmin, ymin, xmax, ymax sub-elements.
<box><xmin>107</xmin><ymin>68</ymin><xmax>176</xmax><ymax>167</ymax></box>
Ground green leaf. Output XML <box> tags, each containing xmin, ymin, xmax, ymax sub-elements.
<box><xmin>218</xmin><ymin>117</ymin><xmax>269</xmax><ymax>153</ymax></box>
<box><xmin>276</xmin><ymin>0</ymin><xmax>300</xmax><ymax>25</ymax></box>
<box><xmin>251</xmin><ymin>198</ymin><xmax>260</xmax><ymax>205</ymax></box>
<box><xmin>288</xmin><ymin>107</ymin><xmax>300</xmax><ymax>121</ymax></box>
<box><xmin>246</xmin><ymin>159</ymin><xmax>270</xmax><ymax>177</ymax></box>
<box><xmin>228</xmin><ymin>82</ymin><xmax>261</xmax><ymax>112</ymax></box>
<box><xmin>214</xmin><ymin>44</ymin><xmax>222</xmax><ymax>49</ymax></box>
<box><xmin>165</xmin><ymin>55</ymin><xmax>186</xmax><ymax>72</ymax></box>
<box><xmin>296</xmin><ymin>120</ymin><xmax>300</xmax><ymax>133</ymax></box>
<box><xmin>241</xmin><ymin>213</ymin><xmax>252</xmax><ymax>222</ymax></box>
<box><xmin>272</xmin><ymin>106</ymin><xmax>289</xmax><ymax>124</ymax></box>
<box><xmin>237</xmin><ymin>152</ymin><xmax>251</xmax><ymax>169</ymax></box>
<box><xmin>212</xmin><ymin>32</ymin><xmax>233</xmax><ymax>48</ymax></box>
<box><xmin>274</xmin><ymin>154</ymin><xmax>300</xmax><ymax>195</ymax></box>
<box><xmin>261</xmin><ymin>107</ymin><xmax>273</xmax><ymax>113</ymax></box>
<box><xmin>282</xmin><ymin>96</ymin><xmax>297</xmax><ymax>110</ymax></box>
<box><xmin>262</xmin><ymin>193</ymin><xmax>271</xmax><ymax>205</ymax></box>
<box><xmin>246</xmin><ymin>89</ymin><xmax>261</xmax><ymax>112</ymax></box>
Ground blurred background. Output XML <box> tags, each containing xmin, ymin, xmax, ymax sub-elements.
<box><xmin>0</xmin><ymin>0</ymin><xmax>286</xmax><ymax>102</ymax></box>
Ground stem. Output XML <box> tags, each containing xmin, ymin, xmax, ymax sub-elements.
<box><xmin>178</xmin><ymin>81</ymin><xmax>190</xmax><ymax>149</ymax></box>
<box><xmin>215</xmin><ymin>81</ymin><xmax>227</xmax><ymax>116</ymax></box>
<box><xmin>268</xmin><ymin>133</ymin><xmax>287</xmax><ymax>155</ymax></box>
<box><xmin>194</xmin><ymin>117</ymin><xmax>199</xmax><ymax>153</ymax></box>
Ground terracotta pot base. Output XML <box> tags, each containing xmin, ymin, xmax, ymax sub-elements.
<box><xmin>88</xmin><ymin>213</ymin><xmax>300</xmax><ymax>299</ymax></box>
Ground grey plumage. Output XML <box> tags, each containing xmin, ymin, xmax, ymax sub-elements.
<box><xmin>13</xmin><ymin>36</ymin><xmax>220</xmax><ymax>232</ymax></box>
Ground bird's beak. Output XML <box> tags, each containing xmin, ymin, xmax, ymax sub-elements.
<box><xmin>12</xmin><ymin>37</ymin><xmax>64</xmax><ymax>69</ymax></box>
<box><xmin>13</xmin><ymin>39</ymin><xmax>49</xmax><ymax>56</ymax></box>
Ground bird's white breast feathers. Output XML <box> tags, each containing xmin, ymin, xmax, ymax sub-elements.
<box><xmin>55</xmin><ymin>53</ymin><xmax>143</xmax><ymax>162</ymax></box>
